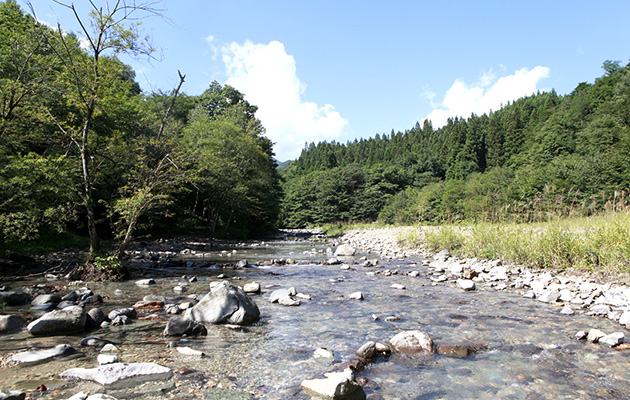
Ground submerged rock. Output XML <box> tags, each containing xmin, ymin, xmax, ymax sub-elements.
<box><xmin>27</xmin><ymin>306</ymin><xmax>86</xmax><ymax>336</ymax></box>
<box><xmin>60</xmin><ymin>362</ymin><xmax>172</xmax><ymax>388</ymax></box>
<box><xmin>185</xmin><ymin>281</ymin><xmax>259</xmax><ymax>325</ymax></box>
<box><xmin>12</xmin><ymin>344</ymin><xmax>76</xmax><ymax>363</ymax></box>
<box><xmin>163</xmin><ymin>317</ymin><xmax>207</xmax><ymax>336</ymax></box>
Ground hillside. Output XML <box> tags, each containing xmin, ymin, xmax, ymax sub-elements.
<box><xmin>279</xmin><ymin>60</ymin><xmax>630</xmax><ymax>227</ymax></box>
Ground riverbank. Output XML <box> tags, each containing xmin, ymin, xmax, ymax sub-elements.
<box><xmin>338</xmin><ymin>225</ymin><xmax>630</xmax><ymax>333</ymax></box>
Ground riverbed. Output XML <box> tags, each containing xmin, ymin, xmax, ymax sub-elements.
<box><xmin>1</xmin><ymin>233</ymin><xmax>630</xmax><ymax>399</ymax></box>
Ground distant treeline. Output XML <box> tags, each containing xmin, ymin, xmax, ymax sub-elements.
<box><xmin>280</xmin><ymin>60</ymin><xmax>630</xmax><ymax>227</ymax></box>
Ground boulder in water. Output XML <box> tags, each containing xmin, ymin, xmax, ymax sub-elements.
<box><xmin>185</xmin><ymin>281</ymin><xmax>259</xmax><ymax>325</ymax></box>
<box><xmin>390</xmin><ymin>330</ymin><xmax>434</xmax><ymax>354</ymax></box>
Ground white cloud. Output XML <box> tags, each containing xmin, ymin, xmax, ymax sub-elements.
<box><xmin>423</xmin><ymin>66</ymin><xmax>550</xmax><ymax>127</ymax></box>
<box><xmin>221</xmin><ymin>40</ymin><xmax>349</xmax><ymax>160</ymax></box>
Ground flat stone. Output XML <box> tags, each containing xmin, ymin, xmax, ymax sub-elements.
<box><xmin>390</xmin><ymin>283</ymin><xmax>406</xmax><ymax>290</ymax></box>
<box><xmin>11</xmin><ymin>344</ymin><xmax>76</xmax><ymax>363</ymax></box>
<box><xmin>176</xmin><ymin>347</ymin><xmax>205</xmax><ymax>356</ymax></box>
<box><xmin>436</xmin><ymin>344</ymin><xmax>482</xmax><ymax>357</ymax></box>
<box><xmin>60</xmin><ymin>362</ymin><xmax>172</xmax><ymax>389</ymax></box>
<box><xmin>269</xmin><ymin>288</ymin><xmax>297</xmax><ymax>303</ymax></box>
<box><xmin>132</xmin><ymin>300</ymin><xmax>164</xmax><ymax>309</ymax></box>
<box><xmin>81</xmin><ymin>337</ymin><xmax>115</xmax><ymax>348</ymax></box>
<box><xmin>301</xmin><ymin>368</ymin><xmax>366</xmax><ymax>400</ymax></box>
<box><xmin>278</xmin><ymin>296</ymin><xmax>301</xmax><ymax>306</ymax></box>
<box><xmin>135</xmin><ymin>279</ymin><xmax>156</xmax><ymax>286</ymax></box>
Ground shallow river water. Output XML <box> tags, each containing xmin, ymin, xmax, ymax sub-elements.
<box><xmin>1</xmin><ymin>236</ymin><xmax>630</xmax><ymax>399</ymax></box>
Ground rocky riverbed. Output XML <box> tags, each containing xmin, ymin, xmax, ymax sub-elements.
<box><xmin>1</xmin><ymin>229</ymin><xmax>630</xmax><ymax>399</ymax></box>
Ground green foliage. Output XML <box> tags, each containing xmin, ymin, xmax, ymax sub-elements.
<box><xmin>91</xmin><ymin>253</ymin><xmax>123</xmax><ymax>273</ymax></box>
<box><xmin>422</xmin><ymin>211</ymin><xmax>630</xmax><ymax>272</ymax></box>
<box><xmin>0</xmin><ymin>1</ymin><xmax>281</xmax><ymax>259</ymax></box>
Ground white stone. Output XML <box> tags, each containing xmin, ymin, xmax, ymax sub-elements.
<box><xmin>600</xmin><ymin>332</ymin><xmax>624</xmax><ymax>347</ymax></box>
<box><xmin>390</xmin><ymin>283</ymin><xmax>406</xmax><ymax>290</ymax></box>
<box><xmin>313</xmin><ymin>348</ymin><xmax>334</xmax><ymax>359</ymax></box>
<box><xmin>586</xmin><ymin>329</ymin><xmax>606</xmax><ymax>343</ymax></box>
<box><xmin>348</xmin><ymin>292</ymin><xmax>364</xmax><ymax>300</ymax></box>
<box><xmin>60</xmin><ymin>362</ymin><xmax>172</xmax><ymax>388</ymax></box>
<box><xmin>97</xmin><ymin>354</ymin><xmax>120</xmax><ymax>365</ymax></box>
<box><xmin>176</xmin><ymin>347</ymin><xmax>205</xmax><ymax>356</ymax></box>
<box><xmin>457</xmin><ymin>279</ymin><xmax>476</xmax><ymax>291</ymax></box>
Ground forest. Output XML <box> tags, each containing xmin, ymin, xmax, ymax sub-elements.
<box><xmin>279</xmin><ymin>60</ymin><xmax>630</xmax><ymax>227</ymax></box>
<box><xmin>0</xmin><ymin>1</ymin><xmax>281</xmax><ymax>264</ymax></box>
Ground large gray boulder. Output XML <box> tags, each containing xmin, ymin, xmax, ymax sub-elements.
<box><xmin>27</xmin><ymin>305</ymin><xmax>87</xmax><ymax>336</ymax></box>
<box><xmin>390</xmin><ymin>330</ymin><xmax>434</xmax><ymax>354</ymax></box>
<box><xmin>0</xmin><ymin>315</ymin><xmax>25</xmax><ymax>333</ymax></box>
<box><xmin>185</xmin><ymin>281</ymin><xmax>259</xmax><ymax>325</ymax></box>
<box><xmin>60</xmin><ymin>362</ymin><xmax>172</xmax><ymax>389</ymax></box>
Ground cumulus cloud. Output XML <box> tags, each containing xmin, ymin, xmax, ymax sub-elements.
<box><xmin>423</xmin><ymin>66</ymin><xmax>550</xmax><ymax>128</ymax></box>
<box><xmin>221</xmin><ymin>40</ymin><xmax>349</xmax><ymax>160</ymax></box>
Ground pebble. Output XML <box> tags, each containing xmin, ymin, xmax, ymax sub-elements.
<box><xmin>390</xmin><ymin>283</ymin><xmax>406</xmax><ymax>290</ymax></box>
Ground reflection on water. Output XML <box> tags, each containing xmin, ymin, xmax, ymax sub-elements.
<box><xmin>1</xmin><ymin>237</ymin><xmax>630</xmax><ymax>399</ymax></box>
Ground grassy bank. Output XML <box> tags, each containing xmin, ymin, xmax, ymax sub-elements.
<box><xmin>399</xmin><ymin>211</ymin><xmax>630</xmax><ymax>273</ymax></box>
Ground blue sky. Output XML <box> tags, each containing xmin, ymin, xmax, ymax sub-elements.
<box><xmin>30</xmin><ymin>0</ymin><xmax>630</xmax><ymax>161</ymax></box>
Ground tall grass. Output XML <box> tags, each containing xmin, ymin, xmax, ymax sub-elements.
<box><xmin>409</xmin><ymin>210</ymin><xmax>630</xmax><ymax>272</ymax></box>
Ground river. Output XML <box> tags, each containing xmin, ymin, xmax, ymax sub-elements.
<box><xmin>1</xmin><ymin>234</ymin><xmax>629</xmax><ymax>399</ymax></box>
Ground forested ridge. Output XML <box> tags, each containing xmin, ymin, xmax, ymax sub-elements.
<box><xmin>0</xmin><ymin>0</ymin><xmax>281</xmax><ymax>262</ymax></box>
<box><xmin>280</xmin><ymin>60</ymin><xmax>630</xmax><ymax>227</ymax></box>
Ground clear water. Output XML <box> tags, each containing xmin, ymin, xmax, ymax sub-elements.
<box><xmin>1</xmin><ymin>237</ymin><xmax>629</xmax><ymax>399</ymax></box>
